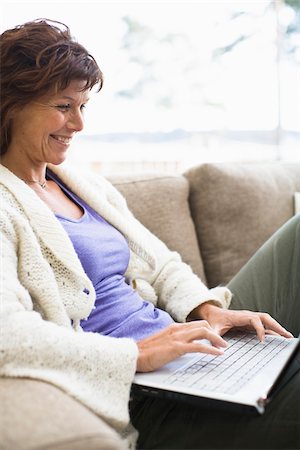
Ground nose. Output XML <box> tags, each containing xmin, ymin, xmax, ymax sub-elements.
<box><xmin>67</xmin><ymin>109</ymin><xmax>84</xmax><ymax>132</ymax></box>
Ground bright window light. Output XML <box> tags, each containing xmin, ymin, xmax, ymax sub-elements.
<box><xmin>2</xmin><ymin>0</ymin><xmax>300</xmax><ymax>173</ymax></box>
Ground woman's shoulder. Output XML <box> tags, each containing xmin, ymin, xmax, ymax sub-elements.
<box><xmin>0</xmin><ymin>174</ymin><xmax>34</xmax><ymax>239</ymax></box>
<box><xmin>0</xmin><ymin>165</ymin><xmax>29</xmax><ymax>210</ymax></box>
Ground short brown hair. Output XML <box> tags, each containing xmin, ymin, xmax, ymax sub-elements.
<box><xmin>0</xmin><ymin>19</ymin><xmax>103</xmax><ymax>155</ymax></box>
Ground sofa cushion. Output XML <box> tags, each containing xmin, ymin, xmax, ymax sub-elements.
<box><xmin>0</xmin><ymin>378</ymin><xmax>126</xmax><ymax>450</ymax></box>
<box><xmin>185</xmin><ymin>162</ymin><xmax>300</xmax><ymax>288</ymax></box>
<box><xmin>109</xmin><ymin>173</ymin><xmax>206</xmax><ymax>282</ymax></box>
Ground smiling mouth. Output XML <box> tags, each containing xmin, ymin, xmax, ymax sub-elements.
<box><xmin>50</xmin><ymin>135</ymin><xmax>72</xmax><ymax>145</ymax></box>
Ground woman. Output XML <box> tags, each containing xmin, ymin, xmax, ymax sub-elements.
<box><xmin>0</xmin><ymin>19</ymin><xmax>299</xmax><ymax>449</ymax></box>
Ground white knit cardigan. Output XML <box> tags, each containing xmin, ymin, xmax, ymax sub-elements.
<box><xmin>0</xmin><ymin>163</ymin><xmax>232</xmax><ymax>443</ymax></box>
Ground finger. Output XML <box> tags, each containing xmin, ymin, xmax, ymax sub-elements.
<box><xmin>138</xmin><ymin>321</ymin><xmax>212</xmax><ymax>346</ymax></box>
<box><xmin>264</xmin><ymin>328</ymin><xmax>294</xmax><ymax>338</ymax></box>
<box><xmin>169</xmin><ymin>320</ymin><xmax>211</xmax><ymax>333</ymax></box>
<box><xmin>167</xmin><ymin>320</ymin><xmax>224</xmax><ymax>343</ymax></box>
<box><xmin>181</xmin><ymin>341</ymin><xmax>225</xmax><ymax>356</ymax></box>
<box><xmin>264</xmin><ymin>329</ymin><xmax>283</xmax><ymax>337</ymax></box>
<box><xmin>249</xmin><ymin>316</ymin><xmax>266</xmax><ymax>342</ymax></box>
<box><xmin>178</xmin><ymin>326</ymin><xmax>228</xmax><ymax>349</ymax></box>
<box><xmin>259</xmin><ymin>314</ymin><xmax>294</xmax><ymax>338</ymax></box>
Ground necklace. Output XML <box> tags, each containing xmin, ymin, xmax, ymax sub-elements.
<box><xmin>21</xmin><ymin>178</ymin><xmax>47</xmax><ymax>189</ymax></box>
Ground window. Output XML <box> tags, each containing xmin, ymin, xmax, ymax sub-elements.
<box><xmin>2</xmin><ymin>0</ymin><xmax>300</xmax><ymax>173</ymax></box>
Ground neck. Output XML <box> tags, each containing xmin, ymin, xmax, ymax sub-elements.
<box><xmin>1</xmin><ymin>154</ymin><xmax>47</xmax><ymax>183</ymax></box>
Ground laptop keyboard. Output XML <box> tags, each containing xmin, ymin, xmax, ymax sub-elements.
<box><xmin>165</xmin><ymin>332</ymin><xmax>290</xmax><ymax>395</ymax></box>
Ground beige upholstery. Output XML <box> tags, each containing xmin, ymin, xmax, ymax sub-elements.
<box><xmin>185</xmin><ymin>162</ymin><xmax>300</xmax><ymax>287</ymax></box>
<box><xmin>110</xmin><ymin>172</ymin><xmax>207</xmax><ymax>282</ymax></box>
<box><xmin>0</xmin><ymin>378</ymin><xmax>126</xmax><ymax>450</ymax></box>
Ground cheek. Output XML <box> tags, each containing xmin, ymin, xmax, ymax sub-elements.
<box><xmin>48</xmin><ymin>112</ymin><xmax>66</xmax><ymax>130</ymax></box>
<box><xmin>16</xmin><ymin>123</ymin><xmax>37</xmax><ymax>141</ymax></box>
<box><xmin>39</xmin><ymin>114</ymin><xmax>66</xmax><ymax>138</ymax></box>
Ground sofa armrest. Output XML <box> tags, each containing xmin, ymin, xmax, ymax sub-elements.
<box><xmin>0</xmin><ymin>378</ymin><xmax>126</xmax><ymax>450</ymax></box>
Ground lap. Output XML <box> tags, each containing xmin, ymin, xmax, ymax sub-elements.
<box><xmin>131</xmin><ymin>353</ymin><xmax>300</xmax><ymax>449</ymax></box>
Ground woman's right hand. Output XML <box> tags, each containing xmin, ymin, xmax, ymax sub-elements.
<box><xmin>136</xmin><ymin>321</ymin><xmax>228</xmax><ymax>372</ymax></box>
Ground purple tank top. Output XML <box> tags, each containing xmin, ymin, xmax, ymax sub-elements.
<box><xmin>48</xmin><ymin>171</ymin><xmax>173</xmax><ymax>341</ymax></box>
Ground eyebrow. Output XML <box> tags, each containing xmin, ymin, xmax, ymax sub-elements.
<box><xmin>58</xmin><ymin>95</ymin><xmax>90</xmax><ymax>103</ymax></box>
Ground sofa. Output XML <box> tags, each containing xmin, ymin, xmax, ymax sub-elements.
<box><xmin>1</xmin><ymin>162</ymin><xmax>300</xmax><ymax>450</ymax></box>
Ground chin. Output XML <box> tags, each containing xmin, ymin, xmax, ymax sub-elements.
<box><xmin>49</xmin><ymin>154</ymin><xmax>68</xmax><ymax>166</ymax></box>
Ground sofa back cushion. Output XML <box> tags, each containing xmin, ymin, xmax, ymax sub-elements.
<box><xmin>109</xmin><ymin>173</ymin><xmax>206</xmax><ymax>282</ymax></box>
<box><xmin>185</xmin><ymin>162</ymin><xmax>300</xmax><ymax>288</ymax></box>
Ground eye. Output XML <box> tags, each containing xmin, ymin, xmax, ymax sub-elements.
<box><xmin>80</xmin><ymin>104</ymin><xmax>86</xmax><ymax>112</ymax></box>
<box><xmin>56</xmin><ymin>104</ymin><xmax>71</xmax><ymax>112</ymax></box>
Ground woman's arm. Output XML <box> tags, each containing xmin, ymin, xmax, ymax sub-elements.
<box><xmin>0</xmin><ymin>210</ymin><xmax>138</xmax><ymax>431</ymax></box>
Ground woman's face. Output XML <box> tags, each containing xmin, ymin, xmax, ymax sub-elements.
<box><xmin>8</xmin><ymin>79</ymin><xmax>90</xmax><ymax>166</ymax></box>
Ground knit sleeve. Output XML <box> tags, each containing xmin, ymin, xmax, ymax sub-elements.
<box><xmin>0</xmin><ymin>209</ymin><xmax>138</xmax><ymax>433</ymax></box>
<box><xmin>135</xmin><ymin>224</ymin><xmax>233</xmax><ymax>322</ymax></box>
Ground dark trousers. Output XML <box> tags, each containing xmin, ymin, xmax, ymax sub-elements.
<box><xmin>130</xmin><ymin>214</ymin><xmax>300</xmax><ymax>449</ymax></box>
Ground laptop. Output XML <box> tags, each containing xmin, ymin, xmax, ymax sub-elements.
<box><xmin>133</xmin><ymin>331</ymin><xmax>300</xmax><ymax>414</ymax></box>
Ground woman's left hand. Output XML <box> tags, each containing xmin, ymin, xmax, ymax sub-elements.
<box><xmin>188</xmin><ymin>302</ymin><xmax>294</xmax><ymax>341</ymax></box>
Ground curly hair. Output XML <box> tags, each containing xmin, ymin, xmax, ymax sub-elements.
<box><xmin>0</xmin><ymin>19</ymin><xmax>103</xmax><ymax>155</ymax></box>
